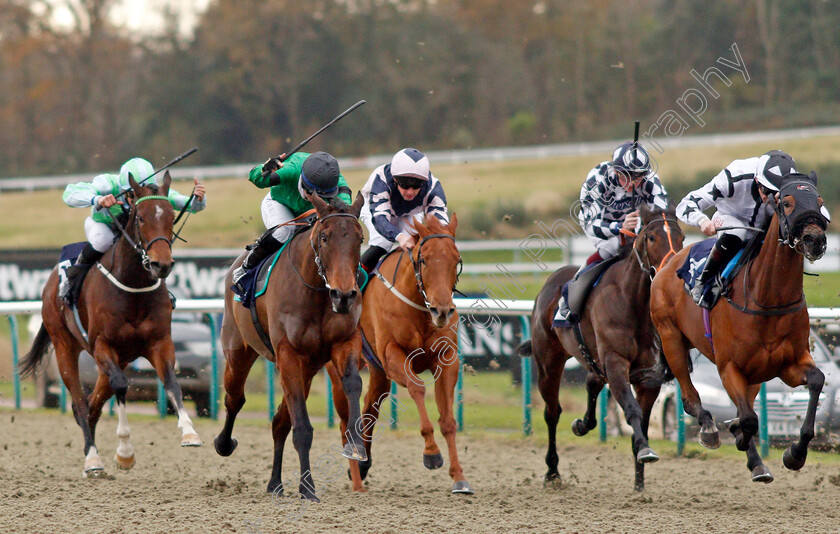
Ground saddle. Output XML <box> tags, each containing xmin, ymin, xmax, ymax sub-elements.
<box><xmin>563</xmin><ymin>256</ymin><xmax>621</xmax><ymax>323</ymax></box>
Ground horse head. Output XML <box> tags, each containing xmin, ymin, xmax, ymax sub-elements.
<box><xmin>776</xmin><ymin>172</ymin><xmax>829</xmax><ymax>262</ymax></box>
<box><xmin>411</xmin><ymin>214</ymin><xmax>462</xmax><ymax>328</ymax></box>
<box><xmin>127</xmin><ymin>171</ymin><xmax>175</xmax><ymax>278</ymax></box>
<box><xmin>636</xmin><ymin>202</ymin><xmax>684</xmax><ymax>277</ymax></box>
<box><xmin>309</xmin><ymin>192</ymin><xmax>365</xmax><ymax>314</ymax></box>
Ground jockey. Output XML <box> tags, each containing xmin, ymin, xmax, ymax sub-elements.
<box><xmin>359</xmin><ymin>148</ymin><xmax>449</xmax><ymax>273</ymax></box>
<box><xmin>554</xmin><ymin>141</ymin><xmax>670</xmax><ymax>322</ymax></box>
<box><xmin>231</xmin><ymin>151</ymin><xmax>353</xmax><ymax>289</ymax></box>
<box><xmin>676</xmin><ymin>150</ymin><xmax>803</xmax><ymax>309</ymax></box>
<box><xmin>60</xmin><ymin>157</ymin><xmax>206</xmax><ymax>304</ymax></box>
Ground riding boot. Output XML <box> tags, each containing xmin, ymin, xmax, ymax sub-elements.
<box><xmin>692</xmin><ymin>233</ymin><xmax>743</xmax><ymax>309</ymax></box>
<box><xmin>232</xmin><ymin>231</ymin><xmax>283</xmax><ymax>291</ymax></box>
<box><xmin>361</xmin><ymin>245</ymin><xmax>388</xmax><ymax>274</ymax></box>
<box><xmin>61</xmin><ymin>243</ymin><xmax>104</xmax><ymax>306</ymax></box>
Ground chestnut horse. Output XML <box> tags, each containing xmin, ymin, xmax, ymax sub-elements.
<box><xmin>214</xmin><ymin>193</ymin><xmax>367</xmax><ymax>502</ymax></box>
<box><xmin>328</xmin><ymin>214</ymin><xmax>474</xmax><ymax>494</ymax></box>
<box><xmin>651</xmin><ymin>173</ymin><xmax>828</xmax><ymax>482</ymax></box>
<box><xmin>19</xmin><ymin>171</ymin><xmax>201</xmax><ymax>477</ymax></box>
<box><xmin>518</xmin><ymin>203</ymin><xmax>683</xmax><ymax>491</ymax></box>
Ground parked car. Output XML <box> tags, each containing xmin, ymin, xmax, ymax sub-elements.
<box><xmin>32</xmin><ymin>313</ymin><xmax>219</xmax><ymax>417</ymax></box>
<box><xmin>605</xmin><ymin>328</ymin><xmax>840</xmax><ymax>446</ymax></box>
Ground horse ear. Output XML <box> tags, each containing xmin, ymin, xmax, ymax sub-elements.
<box><xmin>350</xmin><ymin>192</ymin><xmax>364</xmax><ymax>218</ymax></box>
<box><xmin>446</xmin><ymin>213</ymin><xmax>458</xmax><ymax>235</ymax></box>
<box><xmin>639</xmin><ymin>202</ymin><xmax>654</xmax><ymax>224</ymax></box>
<box><xmin>128</xmin><ymin>172</ymin><xmax>140</xmax><ymax>192</ymax></box>
<box><xmin>308</xmin><ymin>192</ymin><xmax>330</xmax><ymax>217</ymax></box>
<box><xmin>161</xmin><ymin>170</ymin><xmax>171</xmax><ymax>196</ymax></box>
<box><xmin>808</xmin><ymin>170</ymin><xmax>818</xmax><ymax>186</ymax></box>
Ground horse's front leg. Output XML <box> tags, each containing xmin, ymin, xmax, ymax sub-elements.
<box><xmin>719</xmin><ymin>366</ymin><xmax>773</xmax><ymax>482</ymax></box>
<box><xmin>87</xmin><ymin>357</ymin><xmax>134</xmax><ymax>470</ymax></box>
<box><xmin>385</xmin><ymin>342</ymin><xmax>443</xmax><ymax>470</ymax></box>
<box><xmin>572</xmin><ymin>370</ymin><xmax>606</xmax><ymax>436</ymax></box>
<box><xmin>150</xmin><ymin>338</ymin><xmax>202</xmax><ymax>447</ymax></box>
<box><xmin>330</xmin><ymin>329</ymin><xmax>367</xmax><ymax>463</ymax></box>
<box><xmin>781</xmin><ymin>363</ymin><xmax>825</xmax><ymax>471</ymax></box>
<box><xmin>433</xmin><ymin>357</ymin><xmax>474</xmax><ymax>494</ymax></box>
<box><xmin>276</xmin><ymin>349</ymin><xmax>321</xmax><ymax>502</ymax></box>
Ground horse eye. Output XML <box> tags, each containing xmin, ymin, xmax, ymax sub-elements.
<box><xmin>320</xmin><ymin>233</ymin><xmax>328</xmax><ymax>243</ymax></box>
<box><xmin>648</xmin><ymin>235</ymin><xmax>655</xmax><ymax>242</ymax></box>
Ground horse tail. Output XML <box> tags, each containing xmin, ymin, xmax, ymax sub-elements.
<box><xmin>516</xmin><ymin>340</ymin><xmax>532</xmax><ymax>357</ymax></box>
<box><xmin>18</xmin><ymin>324</ymin><xmax>53</xmax><ymax>378</ymax></box>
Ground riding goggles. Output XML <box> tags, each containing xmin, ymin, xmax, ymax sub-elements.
<box><xmin>393</xmin><ymin>175</ymin><xmax>426</xmax><ymax>190</ymax></box>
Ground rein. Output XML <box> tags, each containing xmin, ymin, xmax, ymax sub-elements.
<box><xmin>628</xmin><ymin>215</ymin><xmax>681</xmax><ymax>280</ymax></box>
<box><xmin>287</xmin><ymin>211</ymin><xmax>360</xmax><ymax>292</ymax></box>
<box><xmin>110</xmin><ymin>195</ymin><xmax>173</xmax><ymax>272</ymax></box>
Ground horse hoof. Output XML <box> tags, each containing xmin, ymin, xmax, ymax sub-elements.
<box><xmin>83</xmin><ymin>456</ymin><xmax>105</xmax><ymax>477</ymax></box>
<box><xmin>571</xmin><ymin>418</ymin><xmax>589</xmax><ymax>437</ymax></box>
<box><xmin>783</xmin><ymin>448</ymin><xmax>806</xmax><ymax>471</ymax></box>
<box><xmin>214</xmin><ymin>436</ymin><xmax>238</xmax><ymax>457</ymax></box>
<box><xmin>423</xmin><ymin>452</ymin><xmax>445</xmax><ymax>470</ymax></box>
<box><xmin>180</xmin><ymin>433</ymin><xmax>203</xmax><ymax>447</ymax></box>
<box><xmin>302</xmin><ymin>491</ymin><xmax>321</xmax><ymax>503</ymax></box>
<box><xmin>266</xmin><ymin>480</ymin><xmax>283</xmax><ymax>495</ymax></box>
<box><xmin>544</xmin><ymin>472</ymin><xmax>562</xmax><ymax>487</ymax></box>
<box><xmin>699</xmin><ymin>429</ymin><xmax>720</xmax><ymax>449</ymax></box>
<box><xmin>451</xmin><ymin>480</ymin><xmax>474</xmax><ymax>494</ymax></box>
<box><xmin>114</xmin><ymin>453</ymin><xmax>136</xmax><ymax>470</ymax></box>
<box><xmin>751</xmin><ymin>465</ymin><xmax>774</xmax><ymax>483</ymax></box>
<box><xmin>636</xmin><ymin>447</ymin><xmax>659</xmax><ymax>463</ymax></box>
<box><xmin>341</xmin><ymin>443</ymin><xmax>368</xmax><ymax>462</ymax></box>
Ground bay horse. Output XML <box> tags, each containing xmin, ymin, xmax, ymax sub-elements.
<box><xmin>328</xmin><ymin>214</ymin><xmax>474</xmax><ymax>494</ymax></box>
<box><xmin>518</xmin><ymin>203</ymin><xmax>683</xmax><ymax>491</ymax></box>
<box><xmin>19</xmin><ymin>171</ymin><xmax>202</xmax><ymax>477</ymax></box>
<box><xmin>650</xmin><ymin>173</ymin><xmax>828</xmax><ymax>482</ymax></box>
<box><xmin>214</xmin><ymin>192</ymin><xmax>367</xmax><ymax>502</ymax></box>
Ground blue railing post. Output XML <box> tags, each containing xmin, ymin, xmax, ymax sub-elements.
<box><xmin>390</xmin><ymin>380</ymin><xmax>399</xmax><ymax>430</ymax></box>
<box><xmin>60</xmin><ymin>382</ymin><xmax>67</xmax><ymax>413</ymax></box>
<box><xmin>519</xmin><ymin>316</ymin><xmax>532</xmax><ymax>436</ymax></box>
<box><xmin>676</xmin><ymin>381</ymin><xmax>685</xmax><ymax>457</ymax></box>
<box><xmin>266</xmin><ymin>359</ymin><xmax>275</xmax><ymax>420</ymax></box>
<box><xmin>325</xmin><ymin>370</ymin><xmax>334</xmax><ymax>428</ymax></box>
<box><xmin>206</xmin><ymin>313</ymin><xmax>220</xmax><ymax>420</ymax></box>
<box><xmin>759</xmin><ymin>382</ymin><xmax>768</xmax><ymax>458</ymax></box>
<box><xmin>157</xmin><ymin>379</ymin><xmax>167</xmax><ymax>418</ymax></box>
<box><xmin>598</xmin><ymin>388</ymin><xmax>609</xmax><ymax>442</ymax></box>
<box><xmin>9</xmin><ymin>315</ymin><xmax>21</xmax><ymax>410</ymax></box>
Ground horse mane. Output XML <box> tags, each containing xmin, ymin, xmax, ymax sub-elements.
<box><xmin>616</xmin><ymin>201</ymin><xmax>678</xmax><ymax>260</ymax></box>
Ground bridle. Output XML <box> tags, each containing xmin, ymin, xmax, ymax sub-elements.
<box><xmin>288</xmin><ymin>211</ymin><xmax>361</xmax><ymax>292</ymax></box>
<box><xmin>111</xmin><ymin>194</ymin><xmax>174</xmax><ymax>272</ymax></box>
<box><xmin>377</xmin><ymin>233</ymin><xmax>463</xmax><ymax>312</ymax></box>
<box><xmin>622</xmin><ymin>213</ymin><xmax>681</xmax><ymax>280</ymax></box>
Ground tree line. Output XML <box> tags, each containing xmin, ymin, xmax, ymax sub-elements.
<box><xmin>2</xmin><ymin>0</ymin><xmax>839</xmax><ymax>178</ymax></box>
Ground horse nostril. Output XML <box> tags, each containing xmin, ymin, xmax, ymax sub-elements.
<box><xmin>429</xmin><ymin>307</ymin><xmax>440</xmax><ymax>317</ymax></box>
<box><xmin>329</xmin><ymin>289</ymin><xmax>341</xmax><ymax>301</ymax></box>
<box><xmin>348</xmin><ymin>290</ymin><xmax>358</xmax><ymax>301</ymax></box>
<box><xmin>446</xmin><ymin>308</ymin><xmax>455</xmax><ymax>319</ymax></box>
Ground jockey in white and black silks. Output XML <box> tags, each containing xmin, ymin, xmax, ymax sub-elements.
<box><xmin>554</xmin><ymin>141</ymin><xmax>670</xmax><ymax>322</ymax></box>
<box><xmin>359</xmin><ymin>148</ymin><xmax>449</xmax><ymax>273</ymax></box>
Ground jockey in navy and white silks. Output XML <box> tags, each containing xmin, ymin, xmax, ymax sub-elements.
<box><xmin>359</xmin><ymin>148</ymin><xmax>449</xmax><ymax>273</ymax></box>
<box><xmin>676</xmin><ymin>150</ymin><xmax>801</xmax><ymax>309</ymax></box>
<box><xmin>554</xmin><ymin>141</ymin><xmax>669</xmax><ymax>323</ymax></box>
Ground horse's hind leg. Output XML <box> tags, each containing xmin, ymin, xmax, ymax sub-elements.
<box><xmin>572</xmin><ymin>371</ymin><xmax>606</xmax><ymax>436</ymax></box>
<box><xmin>781</xmin><ymin>364</ymin><xmax>825</xmax><ymax>472</ymax></box>
<box><xmin>214</xmin><ymin>345</ymin><xmax>259</xmax><ymax>457</ymax></box>
<box><xmin>150</xmin><ymin>341</ymin><xmax>202</xmax><ymax>447</ymax></box>
<box><xmin>535</xmin><ymin>348</ymin><xmax>565</xmax><ymax>483</ymax></box>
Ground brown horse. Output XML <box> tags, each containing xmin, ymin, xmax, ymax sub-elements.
<box><xmin>214</xmin><ymin>193</ymin><xmax>367</xmax><ymax>502</ymax></box>
<box><xmin>19</xmin><ymin>171</ymin><xmax>201</xmax><ymax>477</ymax></box>
<box><xmin>650</xmin><ymin>174</ymin><xmax>828</xmax><ymax>482</ymax></box>
<box><xmin>518</xmin><ymin>203</ymin><xmax>683</xmax><ymax>491</ymax></box>
<box><xmin>328</xmin><ymin>214</ymin><xmax>474</xmax><ymax>494</ymax></box>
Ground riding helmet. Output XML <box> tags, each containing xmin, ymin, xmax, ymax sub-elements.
<box><xmin>390</xmin><ymin>148</ymin><xmax>430</xmax><ymax>181</ymax></box>
<box><xmin>611</xmin><ymin>142</ymin><xmax>651</xmax><ymax>176</ymax></box>
<box><xmin>754</xmin><ymin>150</ymin><xmax>796</xmax><ymax>192</ymax></box>
<box><xmin>300</xmin><ymin>152</ymin><xmax>341</xmax><ymax>198</ymax></box>
<box><xmin>119</xmin><ymin>157</ymin><xmax>155</xmax><ymax>187</ymax></box>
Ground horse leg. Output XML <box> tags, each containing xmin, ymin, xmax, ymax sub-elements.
<box><xmin>385</xmin><ymin>343</ymin><xmax>442</xmax><ymax>470</ymax></box>
<box><xmin>433</xmin><ymin>359</ymin><xmax>474</xmax><ymax>494</ymax></box>
<box><xmin>325</xmin><ymin>362</ymin><xmax>364</xmax><ymax>492</ymax></box>
<box><xmin>719</xmin><ymin>367</ymin><xmax>771</xmax><ymax>482</ymax></box>
<box><xmin>781</xmin><ymin>364</ymin><xmax>825</xmax><ymax>472</ymax></box>
<box><xmin>357</xmin><ymin>366</ymin><xmax>392</xmax><ymax>480</ymax></box>
<box><xmin>572</xmin><ymin>371</ymin><xmax>606</xmax><ymax>436</ymax></box>
<box><xmin>214</xmin><ymin>345</ymin><xmax>259</xmax><ymax>457</ymax></box>
<box><xmin>330</xmin><ymin>332</ymin><xmax>368</xmax><ymax>464</ymax></box>
<box><xmin>658</xmin><ymin>326</ymin><xmax>719</xmax><ymax>448</ymax></box>
<box><xmin>631</xmin><ymin>372</ymin><xmax>663</xmax><ymax>492</ymax></box>
<box><xmin>266</xmin><ymin>376</ymin><xmax>312</xmax><ymax>496</ymax></box>
<box><xmin>535</xmin><ymin>352</ymin><xmax>564</xmax><ymax>483</ymax></box>
<box><xmin>87</xmin><ymin>362</ymin><xmax>137</xmax><ymax>470</ymax></box>
<box><xmin>150</xmin><ymin>341</ymin><xmax>202</xmax><ymax>447</ymax></box>
<box><xmin>276</xmin><ymin>352</ymin><xmax>321</xmax><ymax>502</ymax></box>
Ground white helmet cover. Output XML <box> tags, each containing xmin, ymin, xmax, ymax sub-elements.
<box><xmin>119</xmin><ymin>157</ymin><xmax>155</xmax><ymax>190</ymax></box>
<box><xmin>754</xmin><ymin>150</ymin><xmax>796</xmax><ymax>192</ymax></box>
<box><xmin>390</xmin><ymin>148</ymin><xmax>430</xmax><ymax>180</ymax></box>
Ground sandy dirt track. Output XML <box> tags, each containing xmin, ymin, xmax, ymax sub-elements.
<box><xmin>1</xmin><ymin>410</ymin><xmax>840</xmax><ymax>534</ymax></box>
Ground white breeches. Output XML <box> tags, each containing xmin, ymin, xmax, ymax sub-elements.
<box><xmin>84</xmin><ymin>217</ymin><xmax>117</xmax><ymax>253</ymax></box>
<box><xmin>261</xmin><ymin>193</ymin><xmax>299</xmax><ymax>243</ymax></box>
